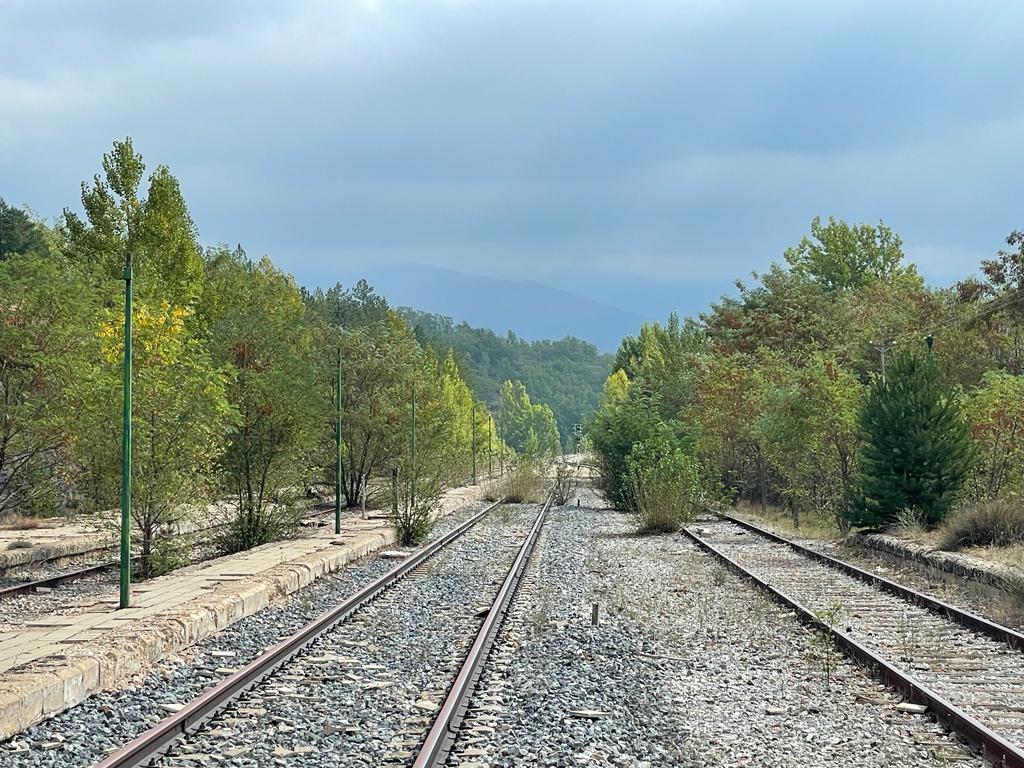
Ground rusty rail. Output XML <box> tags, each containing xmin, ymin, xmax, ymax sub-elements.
<box><xmin>93</xmin><ymin>499</ymin><xmax>506</xmax><ymax>768</ymax></box>
<box><xmin>412</xmin><ymin>494</ymin><xmax>552</xmax><ymax>767</ymax></box>
<box><xmin>724</xmin><ymin>513</ymin><xmax>1024</xmax><ymax>652</ymax></box>
<box><xmin>685</xmin><ymin>522</ymin><xmax>1024</xmax><ymax>768</ymax></box>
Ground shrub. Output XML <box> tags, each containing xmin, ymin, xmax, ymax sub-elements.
<box><xmin>625</xmin><ymin>437</ymin><xmax>703</xmax><ymax>533</ymax></box>
<box><xmin>501</xmin><ymin>456</ymin><xmax>545</xmax><ymax>504</ymax></box>
<box><xmin>551</xmin><ymin>461</ymin><xmax>578</xmax><ymax>506</ymax></box>
<box><xmin>143</xmin><ymin>534</ymin><xmax>190</xmax><ymax>578</ymax></box>
<box><xmin>216</xmin><ymin>494</ymin><xmax>304</xmax><ymax>555</ymax></box>
<box><xmin>390</xmin><ymin>495</ymin><xmax>434</xmax><ymax>545</ymax></box>
<box><xmin>940</xmin><ymin>498</ymin><xmax>1024</xmax><ymax>550</ymax></box>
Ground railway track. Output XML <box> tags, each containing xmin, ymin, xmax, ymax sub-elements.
<box><xmin>685</xmin><ymin>515</ymin><xmax>1024</xmax><ymax>768</ymax></box>
<box><xmin>88</xmin><ymin>496</ymin><xmax>549</xmax><ymax>768</ymax></box>
<box><xmin>0</xmin><ymin>507</ymin><xmax>340</xmax><ymax>602</ymax></box>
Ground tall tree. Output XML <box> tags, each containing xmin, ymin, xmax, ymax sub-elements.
<box><xmin>784</xmin><ymin>216</ymin><xmax>908</xmax><ymax>293</ymax></box>
<box><xmin>497</xmin><ymin>380</ymin><xmax>560</xmax><ymax>457</ymax></box>
<box><xmin>0</xmin><ymin>199</ymin><xmax>54</xmax><ymax>260</ymax></box>
<box><xmin>853</xmin><ymin>351</ymin><xmax>976</xmax><ymax>528</ymax></box>
<box><xmin>200</xmin><ymin>250</ymin><xmax>319</xmax><ymax>552</ymax></box>
<box><xmin>69</xmin><ymin>302</ymin><xmax>232</xmax><ymax>575</ymax></box>
<box><xmin>0</xmin><ymin>255</ymin><xmax>100</xmax><ymax>516</ymax></box>
<box><xmin>62</xmin><ymin>137</ymin><xmax>204</xmax><ymax>306</ymax></box>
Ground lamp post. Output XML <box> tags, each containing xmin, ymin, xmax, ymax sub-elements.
<box><xmin>410</xmin><ymin>384</ymin><xmax>417</xmax><ymax>513</ymax></box>
<box><xmin>335</xmin><ymin>347</ymin><xmax>342</xmax><ymax>535</ymax></box>
<box><xmin>471</xmin><ymin>403</ymin><xmax>477</xmax><ymax>485</ymax></box>
<box><xmin>119</xmin><ymin>253</ymin><xmax>133</xmax><ymax>609</ymax></box>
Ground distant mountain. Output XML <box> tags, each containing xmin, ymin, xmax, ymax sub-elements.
<box><xmin>343</xmin><ymin>263</ymin><xmax>646</xmax><ymax>353</ymax></box>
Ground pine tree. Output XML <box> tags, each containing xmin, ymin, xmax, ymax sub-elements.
<box><xmin>852</xmin><ymin>351</ymin><xmax>976</xmax><ymax>528</ymax></box>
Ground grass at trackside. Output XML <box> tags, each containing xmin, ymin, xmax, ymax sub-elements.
<box><xmin>730</xmin><ymin>501</ymin><xmax>841</xmax><ymax>542</ymax></box>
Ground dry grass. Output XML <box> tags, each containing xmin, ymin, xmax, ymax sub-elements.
<box><xmin>1</xmin><ymin>513</ymin><xmax>53</xmax><ymax>531</ymax></box>
<box><xmin>889</xmin><ymin>508</ymin><xmax>931</xmax><ymax>541</ymax></box>
<box><xmin>500</xmin><ymin>462</ymin><xmax>545</xmax><ymax>504</ymax></box>
<box><xmin>939</xmin><ymin>499</ymin><xmax>1024</xmax><ymax>551</ymax></box>
<box><xmin>732</xmin><ymin>501</ymin><xmax>840</xmax><ymax>541</ymax></box>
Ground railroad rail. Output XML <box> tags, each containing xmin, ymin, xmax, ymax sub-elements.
<box><xmin>412</xmin><ymin>494</ymin><xmax>552</xmax><ymax>767</ymax></box>
<box><xmin>0</xmin><ymin>507</ymin><xmax>338</xmax><ymax>602</ymax></box>
<box><xmin>91</xmin><ymin>498</ymin><xmax>511</xmax><ymax>768</ymax></box>
<box><xmin>0</xmin><ymin>560</ymin><xmax>128</xmax><ymax>600</ymax></box>
<box><xmin>685</xmin><ymin>516</ymin><xmax>1024</xmax><ymax>768</ymax></box>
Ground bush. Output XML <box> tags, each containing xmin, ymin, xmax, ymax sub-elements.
<box><xmin>389</xmin><ymin>468</ymin><xmax>443</xmax><ymax>546</ymax></box>
<box><xmin>940</xmin><ymin>499</ymin><xmax>1024</xmax><ymax>550</ymax></box>
<box><xmin>551</xmin><ymin>461</ymin><xmax>578</xmax><ymax>506</ymax></box>
<box><xmin>390</xmin><ymin>496</ymin><xmax>434</xmax><ymax>545</ymax></box>
<box><xmin>625</xmin><ymin>437</ymin><xmax>703</xmax><ymax>533</ymax></box>
<box><xmin>216</xmin><ymin>495</ymin><xmax>304</xmax><ymax>555</ymax></box>
<box><xmin>142</xmin><ymin>534</ymin><xmax>190</xmax><ymax>578</ymax></box>
<box><xmin>501</xmin><ymin>456</ymin><xmax>545</xmax><ymax>504</ymax></box>
<box><xmin>588</xmin><ymin>392</ymin><xmax>667</xmax><ymax>510</ymax></box>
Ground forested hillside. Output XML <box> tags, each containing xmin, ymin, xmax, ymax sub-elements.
<box><xmin>591</xmin><ymin>216</ymin><xmax>1024</xmax><ymax>547</ymax></box>
<box><xmin>400</xmin><ymin>309</ymin><xmax>613</xmax><ymax>448</ymax></box>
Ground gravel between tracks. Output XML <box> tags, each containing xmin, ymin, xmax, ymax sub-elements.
<box><xmin>445</xmin><ymin>487</ymin><xmax>985</xmax><ymax>768</ymax></box>
<box><xmin>0</xmin><ymin>501</ymin><xmax>495</xmax><ymax>768</ymax></box>
<box><xmin>696</xmin><ymin>518</ymin><xmax>1024</xmax><ymax>752</ymax></box>
<box><xmin>150</xmin><ymin>503</ymin><xmax>540</xmax><ymax>768</ymax></box>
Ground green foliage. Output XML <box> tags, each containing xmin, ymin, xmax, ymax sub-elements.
<box><xmin>784</xmin><ymin>216</ymin><xmax>908</xmax><ymax>293</ymax></box>
<box><xmin>852</xmin><ymin>352</ymin><xmax>976</xmax><ymax>529</ymax></box>
<box><xmin>0</xmin><ymin>254</ymin><xmax>100</xmax><ymax>516</ymax></box>
<box><xmin>402</xmin><ymin>308</ymin><xmax>610</xmax><ymax>447</ymax></box>
<box><xmin>0</xmin><ymin>199</ymin><xmax>55</xmax><ymax>260</ymax></box>
<box><xmin>63</xmin><ymin>137</ymin><xmax>204</xmax><ymax>306</ymax></box>
<box><xmin>70</xmin><ymin>302</ymin><xmax>233</xmax><ymax>577</ymax></box>
<box><xmin>963</xmin><ymin>370</ymin><xmax>1024</xmax><ymax>499</ymax></box>
<box><xmin>0</xmin><ymin>137</ymin><xmax>508</xmax><ymax>571</ymax></box>
<box><xmin>497</xmin><ymin>380</ymin><xmax>560</xmax><ymax>457</ymax></box>
<box><xmin>200</xmin><ymin>249</ymin><xmax>317</xmax><ymax>553</ymax></box>
<box><xmin>625</xmin><ymin>436</ymin><xmax>703</xmax><ymax>532</ymax></box>
<box><xmin>595</xmin><ymin>216</ymin><xmax>1024</xmax><ymax>540</ymax></box>
<box><xmin>754</xmin><ymin>355</ymin><xmax>861</xmax><ymax>527</ymax></box>
<box><xmin>588</xmin><ymin>389</ymin><xmax>669</xmax><ymax>509</ymax></box>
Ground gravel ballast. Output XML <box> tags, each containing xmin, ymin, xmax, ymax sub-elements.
<box><xmin>0</xmin><ymin>501</ymin><xmax>497</xmax><ymax>768</ymax></box>
<box><xmin>445</xmin><ymin>486</ymin><xmax>985</xmax><ymax>767</ymax></box>
<box><xmin>145</xmin><ymin>503</ymin><xmax>541</xmax><ymax>768</ymax></box>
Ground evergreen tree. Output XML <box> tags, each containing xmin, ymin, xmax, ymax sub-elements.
<box><xmin>852</xmin><ymin>351</ymin><xmax>976</xmax><ymax>528</ymax></box>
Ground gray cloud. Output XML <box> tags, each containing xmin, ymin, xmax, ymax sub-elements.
<box><xmin>2</xmin><ymin>0</ymin><xmax>1022</xmax><ymax>321</ymax></box>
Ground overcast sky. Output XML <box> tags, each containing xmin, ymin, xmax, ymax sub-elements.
<box><xmin>2</xmin><ymin>0</ymin><xmax>1022</xmax><ymax>321</ymax></box>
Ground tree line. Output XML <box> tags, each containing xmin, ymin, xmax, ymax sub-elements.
<box><xmin>401</xmin><ymin>307</ymin><xmax>607</xmax><ymax>448</ymax></box>
<box><xmin>590</xmin><ymin>216</ymin><xmax>1024</xmax><ymax>540</ymax></box>
<box><xmin>0</xmin><ymin>138</ymin><xmax>559</xmax><ymax>574</ymax></box>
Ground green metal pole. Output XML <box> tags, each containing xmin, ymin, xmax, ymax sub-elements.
<box><xmin>411</xmin><ymin>384</ymin><xmax>417</xmax><ymax>513</ymax></box>
<box><xmin>119</xmin><ymin>257</ymin><xmax>133</xmax><ymax>609</ymax></box>
<box><xmin>471</xmin><ymin>404</ymin><xmax>477</xmax><ymax>484</ymax></box>
<box><xmin>335</xmin><ymin>347</ymin><xmax>342</xmax><ymax>535</ymax></box>
<box><xmin>488</xmin><ymin>415</ymin><xmax>493</xmax><ymax>478</ymax></box>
